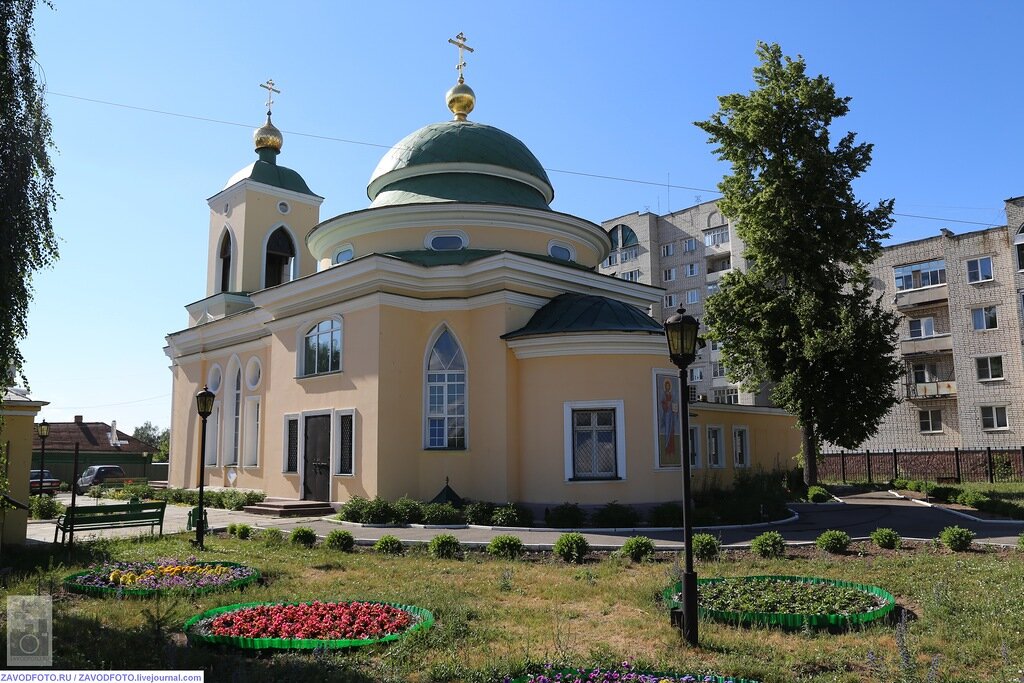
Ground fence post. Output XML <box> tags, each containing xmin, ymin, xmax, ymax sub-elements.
<box><xmin>866</xmin><ymin>449</ymin><xmax>872</xmax><ymax>484</ymax></box>
<box><xmin>840</xmin><ymin>451</ymin><xmax>847</xmax><ymax>484</ymax></box>
<box><xmin>954</xmin><ymin>447</ymin><xmax>961</xmax><ymax>483</ymax></box>
<box><xmin>1020</xmin><ymin>446</ymin><xmax>1024</xmax><ymax>483</ymax></box>
<box><xmin>892</xmin><ymin>448</ymin><xmax>899</xmax><ymax>481</ymax></box>
<box><xmin>987</xmin><ymin>446</ymin><xmax>995</xmax><ymax>484</ymax></box>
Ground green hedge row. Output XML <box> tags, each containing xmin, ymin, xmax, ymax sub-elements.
<box><xmin>892</xmin><ymin>479</ymin><xmax>1024</xmax><ymax>519</ymax></box>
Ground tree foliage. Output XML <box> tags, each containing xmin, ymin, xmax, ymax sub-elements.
<box><xmin>132</xmin><ymin>421</ymin><xmax>170</xmax><ymax>462</ymax></box>
<box><xmin>696</xmin><ymin>43</ymin><xmax>902</xmax><ymax>484</ymax></box>
<box><xmin>1</xmin><ymin>0</ymin><xmax>58</xmax><ymax>394</ymax></box>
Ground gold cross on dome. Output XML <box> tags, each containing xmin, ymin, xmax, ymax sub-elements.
<box><xmin>447</xmin><ymin>32</ymin><xmax>474</xmax><ymax>83</ymax></box>
<box><xmin>259</xmin><ymin>78</ymin><xmax>281</xmax><ymax>113</ymax></box>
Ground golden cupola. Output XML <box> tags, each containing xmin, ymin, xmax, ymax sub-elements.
<box><xmin>254</xmin><ymin>112</ymin><xmax>283</xmax><ymax>153</ymax></box>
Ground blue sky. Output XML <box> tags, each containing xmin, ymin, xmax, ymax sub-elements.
<box><xmin>23</xmin><ymin>1</ymin><xmax>1023</xmax><ymax>433</ymax></box>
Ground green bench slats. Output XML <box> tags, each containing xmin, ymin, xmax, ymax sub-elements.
<box><xmin>54</xmin><ymin>501</ymin><xmax>166</xmax><ymax>545</ymax></box>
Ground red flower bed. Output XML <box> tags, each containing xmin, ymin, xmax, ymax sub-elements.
<box><xmin>208</xmin><ymin>601</ymin><xmax>413</xmax><ymax>640</ymax></box>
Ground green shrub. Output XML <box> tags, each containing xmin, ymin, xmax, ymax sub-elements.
<box><xmin>891</xmin><ymin>478</ymin><xmax>909</xmax><ymax>490</ymax></box>
<box><xmin>929</xmin><ymin>485</ymin><xmax>963</xmax><ymax>503</ymax></box>
<box><xmin>227</xmin><ymin>523</ymin><xmax>238</xmax><ymax>536</ymax></box>
<box><xmin>202</xmin><ymin>490</ymin><xmax>224</xmax><ymax>509</ymax></box>
<box><xmin>363</xmin><ymin>497</ymin><xmax>396</xmax><ymax>524</ymax></box>
<box><xmin>691</xmin><ymin>533</ymin><xmax>721</xmax><ymax>561</ymax></box>
<box><xmin>870</xmin><ymin>527</ymin><xmax>901</xmax><ymax>550</ymax></box>
<box><xmin>491</xmin><ymin>503</ymin><xmax>532</xmax><ymax>527</ymax></box>
<box><xmin>1018</xmin><ymin>533</ymin><xmax>1024</xmax><ymax>552</ymax></box>
<box><xmin>428</xmin><ymin>533</ymin><xmax>463</xmax><ymax>559</ymax></box>
<box><xmin>464</xmin><ymin>501</ymin><xmax>496</xmax><ymax>525</ymax></box>
<box><xmin>648</xmin><ymin>502</ymin><xmax>683</xmax><ymax>527</ymax></box>
<box><xmin>620</xmin><ymin>535</ymin><xmax>655</xmax><ymax>563</ymax></box>
<box><xmin>486</xmin><ymin>534</ymin><xmax>525</xmax><ymax>560</ymax></box>
<box><xmin>956</xmin><ymin>490</ymin><xmax>990</xmax><ymax>507</ymax></box>
<box><xmin>324</xmin><ymin>529</ymin><xmax>355</xmax><ymax>552</ymax></box>
<box><xmin>109</xmin><ymin>483</ymin><xmax>155</xmax><ymax>501</ymax></box>
<box><xmin>235</xmin><ymin>523</ymin><xmax>252</xmax><ymax>540</ymax></box>
<box><xmin>58</xmin><ymin>482</ymin><xmax>70</xmax><ymax>492</ymax></box>
<box><xmin>553</xmin><ymin>532</ymin><xmax>590</xmax><ymax>564</ymax></box>
<box><xmin>374</xmin><ymin>534</ymin><xmax>404</xmax><ymax>555</ymax></box>
<box><xmin>29</xmin><ymin>495</ymin><xmax>65</xmax><ymax>520</ymax></box>
<box><xmin>545</xmin><ymin>502</ymin><xmax>588</xmax><ymax>528</ymax></box>
<box><xmin>392</xmin><ymin>496</ymin><xmax>424</xmax><ymax>524</ymax></box>
<box><xmin>815</xmin><ymin>529</ymin><xmax>851</xmax><ymax>554</ymax></box>
<box><xmin>806</xmin><ymin>485</ymin><xmax>830</xmax><ymax>503</ymax></box>
<box><xmin>87</xmin><ymin>485</ymin><xmax>104</xmax><ymax>499</ymax></box>
<box><xmin>940</xmin><ymin>525</ymin><xmax>975</xmax><ymax>552</ymax></box>
<box><xmin>590</xmin><ymin>501</ymin><xmax>639</xmax><ymax>528</ymax></box>
<box><xmin>750</xmin><ymin>530</ymin><xmax>786</xmax><ymax>558</ymax></box>
<box><xmin>290</xmin><ymin>527</ymin><xmax>317</xmax><ymax>548</ymax></box>
<box><xmin>337</xmin><ymin>496</ymin><xmax>371</xmax><ymax>523</ymax></box>
<box><xmin>259</xmin><ymin>528</ymin><xmax>285</xmax><ymax>546</ymax></box>
<box><xmin>422</xmin><ymin>502</ymin><xmax>464</xmax><ymax>525</ymax></box>
<box><xmin>220</xmin><ymin>489</ymin><xmax>249</xmax><ymax>511</ymax></box>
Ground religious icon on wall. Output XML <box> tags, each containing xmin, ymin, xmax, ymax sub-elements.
<box><xmin>654</xmin><ymin>372</ymin><xmax>682</xmax><ymax>467</ymax></box>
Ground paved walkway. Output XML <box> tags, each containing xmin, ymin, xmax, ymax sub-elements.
<box><xmin>26</xmin><ymin>490</ymin><xmax>1024</xmax><ymax>549</ymax></box>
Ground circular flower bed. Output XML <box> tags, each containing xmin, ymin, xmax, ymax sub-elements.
<box><xmin>664</xmin><ymin>575</ymin><xmax>895</xmax><ymax>629</ymax></box>
<box><xmin>507</xmin><ymin>662</ymin><xmax>756</xmax><ymax>682</ymax></box>
<box><xmin>64</xmin><ymin>558</ymin><xmax>259</xmax><ymax>597</ymax></box>
<box><xmin>185</xmin><ymin>600</ymin><xmax>434</xmax><ymax>650</ymax></box>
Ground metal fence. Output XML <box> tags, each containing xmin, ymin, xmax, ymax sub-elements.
<box><xmin>819</xmin><ymin>447</ymin><xmax>1024</xmax><ymax>484</ymax></box>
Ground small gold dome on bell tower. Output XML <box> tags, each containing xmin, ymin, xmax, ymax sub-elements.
<box><xmin>254</xmin><ymin>112</ymin><xmax>283</xmax><ymax>153</ymax></box>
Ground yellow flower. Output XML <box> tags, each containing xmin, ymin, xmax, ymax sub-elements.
<box><xmin>109</xmin><ymin>570</ymin><xmax>122</xmax><ymax>584</ymax></box>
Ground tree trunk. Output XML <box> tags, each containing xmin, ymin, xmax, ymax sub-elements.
<box><xmin>802</xmin><ymin>423</ymin><xmax>818</xmax><ymax>486</ymax></box>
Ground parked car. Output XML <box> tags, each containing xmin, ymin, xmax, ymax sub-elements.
<box><xmin>75</xmin><ymin>465</ymin><xmax>127</xmax><ymax>494</ymax></box>
<box><xmin>28</xmin><ymin>469</ymin><xmax>62</xmax><ymax>495</ymax></box>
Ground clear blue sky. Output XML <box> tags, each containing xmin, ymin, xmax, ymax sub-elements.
<box><xmin>23</xmin><ymin>1</ymin><xmax>1023</xmax><ymax>434</ymax></box>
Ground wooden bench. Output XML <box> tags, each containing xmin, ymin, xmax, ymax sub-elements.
<box><xmin>54</xmin><ymin>500</ymin><xmax>166</xmax><ymax>545</ymax></box>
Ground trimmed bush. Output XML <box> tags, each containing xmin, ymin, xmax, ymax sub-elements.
<box><xmin>29</xmin><ymin>495</ymin><xmax>65</xmax><ymax>520</ymax></box>
<box><xmin>940</xmin><ymin>525</ymin><xmax>975</xmax><ymax>552</ymax></box>
<box><xmin>545</xmin><ymin>502</ymin><xmax>587</xmax><ymax>529</ymax></box>
<box><xmin>691</xmin><ymin>532</ymin><xmax>721</xmax><ymax>561</ymax></box>
<box><xmin>290</xmin><ymin>527</ymin><xmax>317</xmax><ymax>548</ymax></box>
<box><xmin>750</xmin><ymin>530</ymin><xmax>786</xmax><ymax>558</ymax></box>
<box><xmin>235</xmin><ymin>523</ymin><xmax>252</xmax><ymax>540</ymax></box>
<box><xmin>259</xmin><ymin>528</ymin><xmax>284</xmax><ymax>546</ymax></box>
<box><xmin>428</xmin><ymin>533</ymin><xmax>463</xmax><ymax>559</ymax></box>
<box><xmin>227</xmin><ymin>523</ymin><xmax>238</xmax><ymax>536</ymax></box>
<box><xmin>929</xmin><ymin>485</ymin><xmax>963</xmax><ymax>503</ymax></box>
<box><xmin>392</xmin><ymin>496</ymin><xmax>424</xmax><ymax>524</ymax></box>
<box><xmin>806</xmin><ymin>486</ymin><xmax>830</xmax><ymax>503</ymax></box>
<box><xmin>464</xmin><ymin>501</ymin><xmax>496</xmax><ymax>525</ymax></box>
<box><xmin>956</xmin><ymin>490</ymin><xmax>989</xmax><ymax>508</ymax></box>
<box><xmin>109</xmin><ymin>483</ymin><xmax>155</xmax><ymax>501</ymax></box>
<box><xmin>648</xmin><ymin>502</ymin><xmax>683</xmax><ymax>527</ymax></box>
<box><xmin>324</xmin><ymin>529</ymin><xmax>355</xmax><ymax>552</ymax></box>
<box><xmin>870</xmin><ymin>527</ymin><xmax>901</xmax><ymax>550</ymax></box>
<box><xmin>363</xmin><ymin>497</ymin><xmax>396</xmax><ymax>524</ymax></box>
<box><xmin>491</xmin><ymin>503</ymin><xmax>532</xmax><ymax>527</ymax></box>
<box><xmin>486</xmin><ymin>534</ymin><xmax>525</xmax><ymax>560</ymax></box>
<box><xmin>553</xmin><ymin>532</ymin><xmax>590</xmax><ymax>564</ymax></box>
<box><xmin>337</xmin><ymin>496</ymin><xmax>371</xmax><ymax>523</ymax></box>
<box><xmin>590</xmin><ymin>501</ymin><xmax>639</xmax><ymax>528</ymax></box>
<box><xmin>374</xmin><ymin>534</ymin><xmax>404</xmax><ymax>555</ymax></box>
<box><xmin>421</xmin><ymin>502</ymin><xmax>464</xmax><ymax>525</ymax></box>
<box><xmin>620</xmin><ymin>535</ymin><xmax>655</xmax><ymax>563</ymax></box>
<box><xmin>815</xmin><ymin>529</ymin><xmax>851</xmax><ymax>554</ymax></box>
<box><xmin>891</xmin><ymin>478</ymin><xmax>910</xmax><ymax>490</ymax></box>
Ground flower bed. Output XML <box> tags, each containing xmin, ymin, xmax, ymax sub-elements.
<box><xmin>184</xmin><ymin>600</ymin><xmax>434</xmax><ymax>650</ymax></box>
<box><xmin>663</xmin><ymin>575</ymin><xmax>895</xmax><ymax>629</ymax></box>
<box><xmin>64</xmin><ymin>558</ymin><xmax>258</xmax><ymax>597</ymax></box>
<box><xmin>507</xmin><ymin>662</ymin><xmax>757</xmax><ymax>682</ymax></box>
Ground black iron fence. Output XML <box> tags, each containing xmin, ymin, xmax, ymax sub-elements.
<box><xmin>820</xmin><ymin>447</ymin><xmax>1024</xmax><ymax>484</ymax></box>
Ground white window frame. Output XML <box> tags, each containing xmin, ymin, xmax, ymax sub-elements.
<box><xmin>334</xmin><ymin>408</ymin><xmax>356</xmax><ymax>476</ymax></box>
<box><xmin>686</xmin><ymin>289</ymin><xmax>700</xmax><ymax>305</ymax></box>
<box><xmin>1015</xmin><ymin>226</ymin><xmax>1024</xmax><ymax>271</ymax></box>
<box><xmin>663</xmin><ymin>268</ymin><xmax>676</xmax><ymax>282</ymax></box>
<box><xmin>715</xmin><ymin>388</ymin><xmax>739</xmax><ymax>404</ymax></box>
<box><xmin>563</xmin><ymin>399</ymin><xmax>626</xmax><ymax>482</ymax></box>
<box><xmin>971</xmin><ymin>306</ymin><xmax>998</xmax><ymax>331</ymax></box>
<box><xmin>980</xmin><ymin>405</ymin><xmax>1009</xmax><ymax>431</ymax></box>
<box><xmin>282</xmin><ymin>413</ymin><xmax>300</xmax><ymax>474</ymax></box>
<box><xmin>684</xmin><ymin>262</ymin><xmax>699</xmax><ymax>277</ymax></box>
<box><xmin>908</xmin><ymin>317</ymin><xmax>935</xmax><ymax>339</ymax></box>
<box><xmin>424</xmin><ymin>229</ymin><xmax>469</xmax><ymax>251</ymax></box>
<box><xmin>966</xmin><ymin>256</ymin><xmax>994</xmax><ymax>284</ymax></box>
<box><xmin>298</xmin><ymin>316</ymin><xmax>344</xmax><ymax>377</ymax></box>
<box><xmin>663</xmin><ymin>294</ymin><xmax>676</xmax><ymax>308</ymax></box>
<box><xmin>682</xmin><ymin>238</ymin><xmax>697</xmax><ymax>253</ymax></box>
<box><xmin>423</xmin><ymin>325</ymin><xmax>469</xmax><ymax>450</ymax></box>
<box><xmin>976</xmin><ymin>355</ymin><xmax>1004</xmax><ymax>382</ymax></box>
<box><xmin>242</xmin><ymin>396</ymin><xmax>260</xmax><ymax>467</ymax></box>
<box><xmin>732</xmin><ymin>426</ymin><xmax>749</xmax><ymax>468</ymax></box>
<box><xmin>703</xmin><ymin>226</ymin><xmax>730</xmax><ymax>247</ymax></box>
<box><xmin>206</xmin><ymin>364</ymin><xmax>224</xmax><ymax>394</ymax></box>
<box><xmin>547</xmin><ymin>240</ymin><xmax>576</xmax><ymax>262</ymax></box>
<box><xmin>707</xmin><ymin>425</ymin><xmax>725</xmax><ymax>468</ymax></box>
<box><xmin>689</xmin><ymin>367</ymin><xmax>703</xmax><ymax>382</ymax></box>
<box><xmin>333</xmin><ymin>244</ymin><xmax>355</xmax><ymax>265</ymax></box>
<box><xmin>688</xmin><ymin>424</ymin><xmax>702</xmax><ymax>469</ymax></box>
<box><xmin>244</xmin><ymin>357</ymin><xmax>262</xmax><ymax>391</ymax></box>
<box><xmin>712</xmin><ymin>361</ymin><xmax>726</xmax><ymax>378</ymax></box>
<box><xmin>894</xmin><ymin>259</ymin><xmax>946</xmax><ymax>292</ymax></box>
<box><xmin>707</xmin><ymin>282</ymin><xmax>720</xmax><ymax>295</ymax></box>
<box><xmin>205</xmin><ymin>402</ymin><xmax>221</xmax><ymax>467</ymax></box>
<box><xmin>621</xmin><ymin>270</ymin><xmax>641</xmax><ymax>282</ymax></box>
<box><xmin>661</xmin><ymin>243</ymin><xmax>674</xmax><ymax>258</ymax></box>
<box><xmin>912</xmin><ymin>362</ymin><xmax>938</xmax><ymax>384</ymax></box>
<box><xmin>220</xmin><ymin>357</ymin><xmax>242</xmax><ymax>467</ymax></box>
<box><xmin>919</xmin><ymin>409</ymin><xmax>942</xmax><ymax>434</ymax></box>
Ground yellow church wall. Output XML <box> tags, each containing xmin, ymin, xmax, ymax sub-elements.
<box><xmin>0</xmin><ymin>401</ymin><xmax>43</xmax><ymax>546</ymax></box>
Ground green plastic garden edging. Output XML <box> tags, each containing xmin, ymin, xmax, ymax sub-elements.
<box><xmin>183</xmin><ymin>600</ymin><xmax>435</xmax><ymax>650</ymax></box>
<box><xmin>510</xmin><ymin>670</ymin><xmax>758</xmax><ymax>682</ymax></box>
<box><xmin>63</xmin><ymin>561</ymin><xmax>260</xmax><ymax>598</ymax></box>
<box><xmin>662</xmin><ymin>575</ymin><xmax>896</xmax><ymax>629</ymax></box>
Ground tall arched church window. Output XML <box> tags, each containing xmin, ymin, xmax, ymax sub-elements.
<box><xmin>229</xmin><ymin>368</ymin><xmax>241</xmax><ymax>465</ymax></box>
<box><xmin>219</xmin><ymin>232</ymin><xmax>232</xmax><ymax>293</ymax></box>
<box><xmin>425</xmin><ymin>328</ymin><xmax>466</xmax><ymax>449</ymax></box>
<box><xmin>265</xmin><ymin>227</ymin><xmax>296</xmax><ymax>288</ymax></box>
<box><xmin>302</xmin><ymin>319</ymin><xmax>342</xmax><ymax>376</ymax></box>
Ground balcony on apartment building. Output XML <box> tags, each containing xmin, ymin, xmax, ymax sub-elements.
<box><xmin>900</xmin><ymin>332</ymin><xmax>953</xmax><ymax>356</ymax></box>
<box><xmin>706</xmin><ymin>257</ymin><xmax>733</xmax><ymax>283</ymax></box>
<box><xmin>892</xmin><ymin>260</ymin><xmax>948</xmax><ymax>311</ymax></box>
<box><xmin>905</xmin><ymin>379</ymin><xmax>957</xmax><ymax>400</ymax></box>
<box><xmin>903</xmin><ymin>356</ymin><xmax>957</xmax><ymax>400</ymax></box>
<box><xmin>895</xmin><ymin>283</ymin><xmax>949</xmax><ymax>310</ymax></box>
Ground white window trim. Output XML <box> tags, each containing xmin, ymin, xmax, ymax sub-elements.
<box><xmin>661</xmin><ymin>243</ymin><xmax>674</xmax><ymax>257</ymax></box>
<box><xmin>965</xmin><ymin>256</ymin><xmax>994</xmax><ymax>284</ymax></box>
<box><xmin>686</xmin><ymin>289</ymin><xmax>700</xmax><ymax>305</ymax></box>
<box><xmin>244</xmin><ymin>356</ymin><xmax>262</xmax><ymax>391</ymax></box>
<box><xmin>296</xmin><ymin>315</ymin><xmax>344</xmax><ymax>378</ymax></box>
<box><xmin>689</xmin><ymin>367</ymin><xmax>704</xmax><ymax>382</ymax></box>
<box><xmin>980</xmin><ymin>405</ymin><xmax>1010</xmax><ymax>431</ymax></box>
<box><xmin>908</xmin><ymin>317</ymin><xmax>936</xmax><ymax>339</ymax></box>
<box><xmin>282</xmin><ymin>413</ymin><xmax>300</xmax><ymax>474</ymax></box>
<box><xmin>242</xmin><ymin>396</ymin><xmax>260</xmax><ymax>467</ymax></box>
<box><xmin>975</xmin><ymin>355</ymin><xmax>1005</xmax><ymax>382</ymax></box>
<box><xmin>333</xmin><ymin>408</ymin><xmax>357</xmax><ymax>477</ymax></box>
<box><xmin>663</xmin><ymin>294</ymin><xmax>676</xmax><ymax>308</ymax></box>
<box><xmin>732</xmin><ymin>426</ymin><xmax>750</xmax><ymax>468</ymax></box>
<box><xmin>918</xmin><ymin>409</ymin><xmax>943</xmax><ymax>434</ymax></box>
<box><xmin>1015</xmin><ymin>226</ymin><xmax>1024</xmax><ymax>271</ymax></box>
<box><xmin>685</xmin><ymin>263</ymin><xmax>699</xmax><ymax>277</ymax></box>
<box><xmin>215</xmin><ymin>226</ymin><xmax>237</xmax><ymax>293</ymax></box>
<box><xmin>706</xmin><ymin>425</ymin><xmax>725</xmax><ymax>469</ymax></box>
<box><xmin>663</xmin><ymin>268</ymin><xmax>676</xmax><ymax>282</ymax></box>
<box><xmin>970</xmin><ymin>306</ymin><xmax>999</xmax><ymax>331</ymax></box>
<box><xmin>547</xmin><ymin>239</ymin><xmax>576</xmax><ymax>262</ymax></box>
<box><xmin>259</xmin><ymin>223</ymin><xmax>300</xmax><ymax>290</ymax></box>
<box><xmin>688</xmin><ymin>424</ymin><xmax>702</xmax><ymax>469</ymax></box>
<box><xmin>333</xmin><ymin>244</ymin><xmax>355</xmax><ymax>265</ymax></box>
<box><xmin>277</xmin><ymin>200</ymin><xmax>290</xmax><ymax>214</ymax></box>
<box><xmin>424</xmin><ymin>229</ymin><xmax>469</xmax><ymax>251</ymax></box>
<box><xmin>563</xmin><ymin>399</ymin><xmax>626</xmax><ymax>482</ymax></box>
<box><xmin>422</xmin><ymin>324</ymin><xmax>469</xmax><ymax>450</ymax></box>
<box><xmin>221</xmin><ymin>355</ymin><xmax>242</xmax><ymax>467</ymax></box>
<box><xmin>682</xmin><ymin>238</ymin><xmax>697</xmax><ymax>253</ymax></box>
<box><xmin>206</xmin><ymin>363</ymin><xmax>223</xmax><ymax>394</ymax></box>
<box><xmin>205</xmin><ymin>402</ymin><xmax>222</xmax><ymax>467</ymax></box>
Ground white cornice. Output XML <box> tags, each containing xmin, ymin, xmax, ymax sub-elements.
<box><xmin>366</xmin><ymin>162</ymin><xmax>555</xmax><ymax>204</ymax></box>
<box><xmin>207</xmin><ymin>178</ymin><xmax>325</xmax><ymax>208</ymax></box>
<box><xmin>506</xmin><ymin>333</ymin><xmax>667</xmax><ymax>359</ymax></box>
<box><xmin>165</xmin><ymin>309</ymin><xmax>272</xmax><ymax>360</ymax></box>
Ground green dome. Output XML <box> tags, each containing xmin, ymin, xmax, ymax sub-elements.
<box><xmin>501</xmin><ymin>293</ymin><xmax>663</xmax><ymax>340</ymax></box>
<box><xmin>367</xmin><ymin>120</ymin><xmax>554</xmax><ymax>209</ymax></box>
<box><xmin>223</xmin><ymin>148</ymin><xmax>318</xmax><ymax>197</ymax></box>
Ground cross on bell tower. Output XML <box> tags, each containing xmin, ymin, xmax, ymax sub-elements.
<box><xmin>447</xmin><ymin>32</ymin><xmax>474</xmax><ymax>84</ymax></box>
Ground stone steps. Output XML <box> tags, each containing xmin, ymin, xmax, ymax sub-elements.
<box><xmin>242</xmin><ymin>498</ymin><xmax>336</xmax><ymax>517</ymax></box>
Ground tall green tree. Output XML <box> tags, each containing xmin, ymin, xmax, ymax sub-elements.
<box><xmin>696</xmin><ymin>43</ymin><xmax>902</xmax><ymax>485</ymax></box>
<box><xmin>0</xmin><ymin>0</ymin><xmax>59</xmax><ymax>394</ymax></box>
<box><xmin>132</xmin><ymin>421</ymin><xmax>170</xmax><ymax>462</ymax></box>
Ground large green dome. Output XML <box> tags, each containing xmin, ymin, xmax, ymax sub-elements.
<box><xmin>367</xmin><ymin>120</ymin><xmax>554</xmax><ymax>210</ymax></box>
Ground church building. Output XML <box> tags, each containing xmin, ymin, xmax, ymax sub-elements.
<box><xmin>165</xmin><ymin>38</ymin><xmax>800</xmax><ymax>510</ymax></box>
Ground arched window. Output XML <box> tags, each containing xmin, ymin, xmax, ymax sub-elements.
<box><xmin>229</xmin><ymin>368</ymin><xmax>241</xmax><ymax>465</ymax></box>
<box><xmin>264</xmin><ymin>227</ymin><xmax>296</xmax><ymax>288</ymax></box>
<box><xmin>425</xmin><ymin>328</ymin><xmax>466</xmax><ymax>449</ymax></box>
<box><xmin>302</xmin><ymin>319</ymin><xmax>342</xmax><ymax>376</ymax></box>
<box><xmin>603</xmin><ymin>224</ymin><xmax>639</xmax><ymax>268</ymax></box>
<box><xmin>219</xmin><ymin>232</ymin><xmax>232</xmax><ymax>293</ymax></box>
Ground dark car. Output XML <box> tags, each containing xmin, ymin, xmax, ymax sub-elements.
<box><xmin>29</xmin><ymin>469</ymin><xmax>62</xmax><ymax>495</ymax></box>
<box><xmin>75</xmin><ymin>465</ymin><xmax>126</xmax><ymax>494</ymax></box>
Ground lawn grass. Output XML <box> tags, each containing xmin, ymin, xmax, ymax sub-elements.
<box><xmin>2</xmin><ymin>533</ymin><xmax>1022</xmax><ymax>682</ymax></box>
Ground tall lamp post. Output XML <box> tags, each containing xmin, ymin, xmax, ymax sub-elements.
<box><xmin>194</xmin><ymin>385</ymin><xmax>215</xmax><ymax>550</ymax></box>
<box><xmin>36</xmin><ymin>420</ymin><xmax>49</xmax><ymax>495</ymax></box>
<box><xmin>664</xmin><ymin>306</ymin><xmax>701</xmax><ymax>647</ymax></box>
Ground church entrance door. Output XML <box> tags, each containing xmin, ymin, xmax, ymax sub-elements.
<box><xmin>303</xmin><ymin>414</ymin><xmax>331</xmax><ymax>501</ymax></box>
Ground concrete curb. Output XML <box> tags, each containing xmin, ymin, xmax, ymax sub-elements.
<box><xmin>890</xmin><ymin>490</ymin><xmax>1024</xmax><ymax>526</ymax></box>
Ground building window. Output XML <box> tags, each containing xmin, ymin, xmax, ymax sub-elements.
<box><xmin>981</xmin><ymin>405</ymin><xmax>1008</xmax><ymax>430</ymax></box>
<box><xmin>908</xmin><ymin>317</ymin><xmax>935</xmax><ymax>338</ymax></box>
<box><xmin>688</xmin><ymin>385</ymin><xmax>698</xmax><ymax>402</ymax></box>
<box><xmin>714</xmin><ymin>388</ymin><xmax>738</xmax><ymax>404</ymax></box>
<box><xmin>302</xmin><ymin>319</ymin><xmax>342</xmax><ymax>375</ymax></box>
<box><xmin>620</xmin><ymin>246</ymin><xmax>639</xmax><ymax>262</ymax></box>
<box><xmin>684</xmin><ymin>262</ymin><xmax>699</xmax><ymax>277</ymax></box>
<box><xmin>689</xmin><ymin>367</ymin><xmax>703</xmax><ymax>382</ymax></box>
<box><xmin>571</xmin><ymin>409</ymin><xmax>617</xmax><ymax>479</ymax></box>
<box><xmin>218</xmin><ymin>231</ymin><xmax>232</xmax><ymax>293</ymax></box>
<box><xmin>971</xmin><ymin>306</ymin><xmax>998</xmax><ymax>331</ymax></box>
<box><xmin>707</xmin><ymin>426</ymin><xmax>724</xmax><ymax>467</ymax></box>
<box><xmin>919</xmin><ymin>409</ymin><xmax>942</xmax><ymax>433</ymax></box>
<box><xmin>686</xmin><ymin>289</ymin><xmax>699</xmax><ymax>304</ymax></box>
<box><xmin>712</xmin><ymin>361</ymin><xmax>726</xmax><ymax>378</ymax></box>
<box><xmin>664</xmin><ymin>294</ymin><xmax>676</xmax><ymax>308</ymax></box>
<box><xmin>621</xmin><ymin>270</ymin><xmax>641</xmax><ymax>282</ymax></box>
<box><xmin>336</xmin><ymin>411</ymin><xmax>355</xmax><ymax>475</ymax></box>
<box><xmin>334</xmin><ymin>247</ymin><xmax>354</xmax><ymax>264</ymax></box>
<box><xmin>682</xmin><ymin>238</ymin><xmax>697</xmax><ymax>252</ymax></box>
<box><xmin>228</xmin><ymin>369</ymin><xmax>241</xmax><ymax>466</ymax></box>
<box><xmin>966</xmin><ymin>256</ymin><xmax>993</xmax><ymax>283</ymax></box>
<box><xmin>663</xmin><ymin>268</ymin><xmax>676</xmax><ymax>282</ymax></box>
<box><xmin>277</xmin><ymin>201</ymin><xmax>290</xmax><ymax>214</ymax></box>
<box><xmin>976</xmin><ymin>356</ymin><xmax>1004</xmax><ymax>381</ymax></box>
<box><xmin>707</xmin><ymin>282</ymin><xmax>720</xmax><ymax>295</ymax></box>
<box><xmin>284</xmin><ymin>416</ymin><xmax>299</xmax><ymax>473</ymax></box>
<box><xmin>245</xmin><ymin>357</ymin><xmax>262</xmax><ymax>390</ymax></box>
<box><xmin>894</xmin><ymin>259</ymin><xmax>946</xmax><ymax>291</ymax></box>
<box><xmin>661</xmin><ymin>243</ymin><xmax>674</xmax><ymax>257</ymax></box>
<box><xmin>426</xmin><ymin>328</ymin><xmax>466</xmax><ymax>449</ymax></box>
<box><xmin>243</xmin><ymin>397</ymin><xmax>260</xmax><ymax>467</ymax></box>
<box><xmin>708</xmin><ymin>257</ymin><xmax>731</xmax><ymax>274</ymax></box>
<box><xmin>549</xmin><ymin>243</ymin><xmax>574</xmax><ymax>261</ymax></box>
<box><xmin>430</xmin><ymin>234</ymin><xmax>466</xmax><ymax>250</ymax></box>
<box><xmin>733</xmin><ymin>427</ymin><xmax>749</xmax><ymax>467</ymax></box>
<box><xmin>688</xmin><ymin>425</ymin><xmax>701</xmax><ymax>468</ymax></box>
<box><xmin>205</xmin><ymin>404</ymin><xmax>221</xmax><ymax>466</ymax></box>
<box><xmin>710</xmin><ymin>339</ymin><xmax>724</xmax><ymax>352</ymax></box>
<box><xmin>1016</xmin><ymin>227</ymin><xmax>1024</xmax><ymax>271</ymax></box>
<box><xmin>912</xmin><ymin>362</ymin><xmax>937</xmax><ymax>384</ymax></box>
<box><xmin>602</xmin><ymin>253</ymin><xmax>618</xmax><ymax>268</ymax></box>
<box><xmin>264</xmin><ymin>227</ymin><xmax>296</xmax><ymax>288</ymax></box>
<box><xmin>704</xmin><ymin>226</ymin><xmax>730</xmax><ymax>247</ymax></box>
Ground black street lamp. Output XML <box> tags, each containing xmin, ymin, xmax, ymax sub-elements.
<box><xmin>194</xmin><ymin>385</ymin><xmax>215</xmax><ymax>549</ymax></box>
<box><xmin>664</xmin><ymin>306</ymin><xmax>701</xmax><ymax>647</ymax></box>
<box><xmin>36</xmin><ymin>420</ymin><xmax>49</xmax><ymax>495</ymax></box>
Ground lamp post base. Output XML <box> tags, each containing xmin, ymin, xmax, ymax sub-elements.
<box><xmin>681</xmin><ymin>570</ymin><xmax>698</xmax><ymax>646</ymax></box>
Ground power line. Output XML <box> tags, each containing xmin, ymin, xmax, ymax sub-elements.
<box><xmin>57</xmin><ymin>393</ymin><xmax>170</xmax><ymax>410</ymax></box>
<box><xmin>45</xmin><ymin>90</ymin><xmax>1003</xmax><ymax>228</ymax></box>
